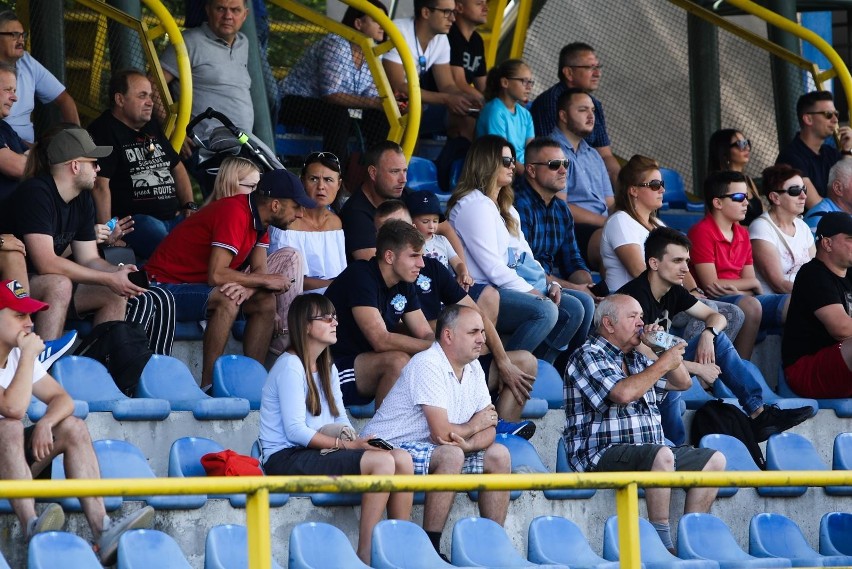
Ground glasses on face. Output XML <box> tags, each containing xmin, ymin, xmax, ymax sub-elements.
<box><xmin>568</xmin><ymin>64</ymin><xmax>603</xmax><ymax>72</ymax></box>
<box><xmin>529</xmin><ymin>159</ymin><xmax>569</xmax><ymax>170</ymax></box>
<box><xmin>637</xmin><ymin>179</ymin><xmax>665</xmax><ymax>190</ymax></box>
<box><xmin>0</xmin><ymin>31</ymin><xmax>25</xmax><ymax>41</ymax></box>
<box><xmin>776</xmin><ymin>185</ymin><xmax>807</xmax><ymax>197</ymax></box>
<box><xmin>427</xmin><ymin>6</ymin><xmax>456</xmax><ymax>18</ymax></box>
<box><xmin>501</xmin><ymin>156</ymin><xmax>516</xmax><ymax>168</ymax></box>
<box><xmin>806</xmin><ymin>110</ymin><xmax>840</xmax><ymax>120</ymax></box>
<box><xmin>720</xmin><ymin>192</ymin><xmax>748</xmax><ymax>203</ymax></box>
<box><xmin>730</xmin><ymin>139</ymin><xmax>751</xmax><ymax>151</ymax></box>
<box><xmin>238</xmin><ymin>182</ymin><xmax>258</xmax><ymax>190</ymax></box>
<box><xmin>303</xmin><ymin>152</ymin><xmax>340</xmax><ymax>170</ymax></box>
<box><xmin>508</xmin><ymin>77</ymin><xmax>535</xmax><ymax>87</ymax></box>
<box><xmin>309</xmin><ymin>313</ymin><xmax>338</xmax><ymax>323</ymax></box>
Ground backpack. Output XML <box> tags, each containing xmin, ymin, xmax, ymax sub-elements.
<box><xmin>73</xmin><ymin>321</ymin><xmax>152</xmax><ymax>396</ymax></box>
<box><xmin>690</xmin><ymin>399</ymin><xmax>766</xmax><ymax>470</ymax></box>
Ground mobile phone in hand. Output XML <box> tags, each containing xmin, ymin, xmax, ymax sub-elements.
<box><xmin>128</xmin><ymin>269</ymin><xmax>149</xmax><ymax>289</ymax></box>
<box><xmin>589</xmin><ymin>281</ymin><xmax>609</xmax><ymax>297</ymax></box>
<box><xmin>367</xmin><ymin>438</ymin><xmax>394</xmax><ymax>450</ymax></box>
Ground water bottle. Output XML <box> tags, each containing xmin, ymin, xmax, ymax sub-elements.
<box><xmin>106</xmin><ymin>217</ymin><xmax>119</xmax><ymax>231</ymax></box>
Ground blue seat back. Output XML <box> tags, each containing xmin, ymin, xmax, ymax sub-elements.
<box><xmin>451</xmin><ymin>517</ymin><xmax>530</xmax><ymax>567</ymax></box>
<box><xmin>168</xmin><ymin>437</ymin><xmax>224</xmax><ymax>478</ymax></box>
<box><xmin>118</xmin><ymin>529</ymin><xmax>192</xmax><ymax>569</ymax></box>
<box><xmin>677</xmin><ymin>513</ymin><xmax>759</xmax><ymax>563</ymax></box>
<box><xmin>766</xmin><ymin>432</ymin><xmax>827</xmax><ymax>471</ymax></box>
<box><xmin>531</xmin><ymin>360</ymin><xmax>564</xmax><ymax>409</ymax></box>
<box><xmin>820</xmin><ymin>512</ymin><xmax>852</xmax><ymax>556</ymax></box>
<box><xmin>205</xmin><ymin>524</ymin><xmax>283</xmax><ymax>569</ymax></box>
<box><xmin>407</xmin><ymin>157</ymin><xmax>440</xmax><ymax>193</ymax></box>
<box><xmin>289</xmin><ymin>522</ymin><xmax>370</xmax><ymax>569</ymax></box>
<box><xmin>660</xmin><ymin>167</ymin><xmax>688</xmax><ymax>209</ymax></box>
<box><xmin>833</xmin><ymin>432</ymin><xmax>852</xmax><ymax>470</ymax></box>
<box><xmin>95</xmin><ymin>439</ymin><xmax>155</xmax><ymax>479</ymax></box>
<box><xmin>543</xmin><ymin>439</ymin><xmax>596</xmax><ymax>500</ymax></box>
<box><xmin>528</xmin><ymin>515</ymin><xmax>617</xmax><ymax>567</ymax></box>
<box><xmin>604</xmin><ymin>516</ymin><xmax>685</xmax><ymax>564</ymax></box>
<box><xmin>53</xmin><ymin>356</ymin><xmax>127</xmax><ymax>402</ymax></box>
<box><xmin>212</xmin><ymin>355</ymin><xmax>266</xmax><ymax>409</ymax></box>
<box><xmin>699</xmin><ymin>434</ymin><xmax>761</xmax><ymax>471</ymax></box>
<box><xmin>371</xmin><ymin>519</ymin><xmax>454</xmax><ymax>569</ymax></box>
<box><xmin>748</xmin><ymin>513</ymin><xmax>821</xmax><ymax>561</ymax></box>
<box><xmin>495</xmin><ymin>433</ymin><xmax>547</xmax><ymax>473</ymax></box>
<box><xmin>683</xmin><ymin>376</ymin><xmax>714</xmax><ymax>409</ymax></box>
<box><xmin>28</xmin><ymin>532</ymin><xmax>101</xmax><ymax>568</ymax></box>
<box><xmin>138</xmin><ymin>355</ymin><xmax>205</xmax><ymax>400</ymax></box>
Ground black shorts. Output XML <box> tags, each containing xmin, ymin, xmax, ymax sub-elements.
<box><xmin>334</xmin><ymin>355</ymin><xmax>374</xmax><ymax>407</ymax></box>
<box><xmin>23</xmin><ymin>425</ymin><xmax>53</xmax><ymax>480</ymax></box>
<box><xmin>263</xmin><ymin>446</ymin><xmax>366</xmax><ymax>476</ymax></box>
<box><xmin>593</xmin><ymin>444</ymin><xmax>716</xmax><ymax>473</ymax></box>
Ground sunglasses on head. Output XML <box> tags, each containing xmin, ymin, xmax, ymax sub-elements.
<box><xmin>303</xmin><ymin>152</ymin><xmax>340</xmax><ymax>169</ymax></box>
<box><xmin>730</xmin><ymin>139</ymin><xmax>751</xmax><ymax>151</ymax></box>
<box><xmin>637</xmin><ymin>179</ymin><xmax>665</xmax><ymax>190</ymax></box>
<box><xmin>776</xmin><ymin>185</ymin><xmax>807</xmax><ymax>197</ymax></box>
<box><xmin>501</xmin><ymin>156</ymin><xmax>516</xmax><ymax>167</ymax></box>
<box><xmin>308</xmin><ymin>313</ymin><xmax>338</xmax><ymax>323</ymax></box>
<box><xmin>529</xmin><ymin>159</ymin><xmax>569</xmax><ymax>170</ymax></box>
<box><xmin>719</xmin><ymin>192</ymin><xmax>748</xmax><ymax>203</ymax></box>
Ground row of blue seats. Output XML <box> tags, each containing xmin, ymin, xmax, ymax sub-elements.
<box><xmin>18</xmin><ymin>511</ymin><xmax>852</xmax><ymax>569</ymax></box>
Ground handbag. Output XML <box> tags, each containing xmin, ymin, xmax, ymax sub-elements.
<box><xmin>318</xmin><ymin>424</ymin><xmax>357</xmax><ymax>455</ymax></box>
<box><xmin>509</xmin><ymin>247</ymin><xmax>547</xmax><ymax>294</ymax></box>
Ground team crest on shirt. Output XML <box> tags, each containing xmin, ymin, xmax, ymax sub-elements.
<box><xmin>416</xmin><ymin>274</ymin><xmax>432</xmax><ymax>292</ymax></box>
<box><xmin>390</xmin><ymin>294</ymin><xmax>407</xmax><ymax>312</ymax></box>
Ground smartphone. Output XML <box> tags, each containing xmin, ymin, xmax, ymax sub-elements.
<box><xmin>367</xmin><ymin>438</ymin><xmax>394</xmax><ymax>450</ymax></box>
<box><xmin>589</xmin><ymin>281</ymin><xmax>609</xmax><ymax>297</ymax></box>
<box><xmin>128</xmin><ymin>269</ymin><xmax>149</xmax><ymax>289</ymax></box>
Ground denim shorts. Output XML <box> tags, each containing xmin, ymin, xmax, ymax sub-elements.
<box><xmin>151</xmin><ymin>282</ymin><xmax>214</xmax><ymax>322</ymax></box>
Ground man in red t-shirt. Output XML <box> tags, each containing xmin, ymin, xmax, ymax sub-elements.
<box><xmin>687</xmin><ymin>170</ymin><xmax>789</xmax><ymax>360</ymax></box>
<box><xmin>146</xmin><ymin>169</ymin><xmax>315</xmax><ymax>389</ymax></box>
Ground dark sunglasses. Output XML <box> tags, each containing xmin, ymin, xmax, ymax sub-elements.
<box><xmin>730</xmin><ymin>139</ymin><xmax>751</xmax><ymax>151</ymax></box>
<box><xmin>529</xmin><ymin>159</ymin><xmax>569</xmax><ymax>170</ymax></box>
<box><xmin>308</xmin><ymin>313</ymin><xmax>338</xmax><ymax>323</ymax></box>
<box><xmin>637</xmin><ymin>179</ymin><xmax>665</xmax><ymax>190</ymax></box>
<box><xmin>303</xmin><ymin>152</ymin><xmax>340</xmax><ymax>169</ymax></box>
<box><xmin>719</xmin><ymin>192</ymin><xmax>748</xmax><ymax>203</ymax></box>
<box><xmin>776</xmin><ymin>185</ymin><xmax>807</xmax><ymax>197</ymax></box>
<box><xmin>501</xmin><ymin>156</ymin><xmax>516</xmax><ymax>167</ymax></box>
<box><xmin>806</xmin><ymin>110</ymin><xmax>840</xmax><ymax>120</ymax></box>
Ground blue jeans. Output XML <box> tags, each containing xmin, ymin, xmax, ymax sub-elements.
<box><xmin>123</xmin><ymin>214</ymin><xmax>183</xmax><ymax>260</ymax></box>
<box><xmin>152</xmin><ymin>283</ymin><xmax>213</xmax><ymax>322</ymax></box>
<box><xmin>659</xmin><ymin>331</ymin><xmax>765</xmax><ymax>444</ymax></box>
<box><xmin>495</xmin><ymin>289</ymin><xmax>558</xmax><ymax>354</ymax></box>
<box><xmin>534</xmin><ymin>289</ymin><xmax>595</xmax><ymax>363</ymax></box>
<box><xmin>716</xmin><ymin>293</ymin><xmax>788</xmax><ymax>331</ymax></box>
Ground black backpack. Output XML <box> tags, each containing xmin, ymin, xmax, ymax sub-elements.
<box><xmin>73</xmin><ymin>321</ymin><xmax>152</xmax><ymax>396</ymax></box>
<box><xmin>690</xmin><ymin>399</ymin><xmax>766</xmax><ymax>470</ymax></box>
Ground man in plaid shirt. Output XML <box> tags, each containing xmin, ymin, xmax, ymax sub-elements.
<box><xmin>563</xmin><ymin>294</ymin><xmax>725</xmax><ymax>552</ymax></box>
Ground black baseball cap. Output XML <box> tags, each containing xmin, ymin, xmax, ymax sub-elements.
<box><xmin>256</xmin><ymin>169</ymin><xmax>317</xmax><ymax>209</ymax></box>
<box><xmin>816</xmin><ymin>212</ymin><xmax>852</xmax><ymax>240</ymax></box>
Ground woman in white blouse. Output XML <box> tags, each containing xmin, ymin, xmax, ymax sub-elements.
<box><xmin>749</xmin><ymin>164</ymin><xmax>815</xmax><ymax>293</ymax></box>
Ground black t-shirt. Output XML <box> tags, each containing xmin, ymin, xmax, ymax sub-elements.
<box><xmin>87</xmin><ymin>111</ymin><xmax>181</xmax><ymax>220</ymax></box>
<box><xmin>783</xmin><ymin>258</ymin><xmax>852</xmax><ymax>366</ymax></box>
<box><xmin>325</xmin><ymin>258</ymin><xmax>422</xmax><ymax>360</ymax></box>
<box><xmin>776</xmin><ymin>134</ymin><xmax>841</xmax><ymax>198</ymax></box>
<box><xmin>9</xmin><ymin>175</ymin><xmax>96</xmax><ymax>270</ymax></box>
<box><xmin>0</xmin><ymin>121</ymin><xmax>27</xmax><ymax>202</ymax></box>
<box><xmin>339</xmin><ymin>190</ymin><xmax>378</xmax><ymax>262</ymax></box>
<box><xmin>417</xmin><ymin>257</ymin><xmax>467</xmax><ymax>321</ymax></box>
<box><xmin>617</xmin><ymin>271</ymin><xmax>697</xmax><ymax>332</ymax></box>
<box><xmin>448</xmin><ymin>25</ymin><xmax>486</xmax><ymax>85</ymax></box>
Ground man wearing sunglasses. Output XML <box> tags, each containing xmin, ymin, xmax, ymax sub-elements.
<box><xmin>776</xmin><ymin>90</ymin><xmax>852</xmax><ymax>209</ymax></box>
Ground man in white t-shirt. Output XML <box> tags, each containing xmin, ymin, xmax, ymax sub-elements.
<box><xmin>363</xmin><ymin>304</ymin><xmax>510</xmax><ymax>559</ymax></box>
<box><xmin>382</xmin><ymin>0</ymin><xmax>478</xmax><ymax>120</ymax></box>
<box><xmin>0</xmin><ymin>280</ymin><xmax>154</xmax><ymax>564</ymax></box>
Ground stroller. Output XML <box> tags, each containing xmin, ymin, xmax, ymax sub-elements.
<box><xmin>186</xmin><ymin>107</ymin><xmax>285</xmax><ymax>198</ymax></box>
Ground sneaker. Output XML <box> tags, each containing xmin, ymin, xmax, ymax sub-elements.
<box><xmin>95</xmin><ymin>505</ymin><xmax>155</xmax><ymax>565</ymax></box>
<box><xmin>37</xmin><ymin>330</ymin><xmax>78</xmax><ymax>369</ymax></box>
<box><xmin>496</xmin><ymin>418</ymin><xmax>536</xmax><ymax>440</ymax></box>
<box><xmin>27</xmin><ymin>503</ymin><xmax>65</xmax><ymax>539</ymax></box>
<box><xmin>751</xmin><ymin>404</ymin><xmax>813</xmax><ymax>442</ymax></box>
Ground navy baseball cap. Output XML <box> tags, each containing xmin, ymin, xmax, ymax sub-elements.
<box><xmin>256</xmin><ymin>169</ymin><xmax>317</xmax><ymax>209</ymax></box>
<box><xmin>404</xmin><ymin>190</ymin><xmax>443</xmax><ymax>218</ymax></box>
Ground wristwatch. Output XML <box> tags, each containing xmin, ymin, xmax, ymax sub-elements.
<box><xmin>183</xmin><ymin>202</ymin><xmax>199</xmax><ymax>212</ymax></box>
<box><xmin>703</xmin><ymin>325</ymin><xmax>719</xmax><ymax>337</ymax></box>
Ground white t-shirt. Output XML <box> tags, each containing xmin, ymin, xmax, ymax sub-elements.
<box><xmin>268</xmin><ymin>228</ymin><xmax>346</xmax><ymax>293</ymax></box>
<box><xmin>423</xmin><ymin>234</ymin><xmax>458</xmax><ymax>271</ymax></box>
<box><xmin>362</xmin><ymin>342</ymin><xmax>491</xmax><ymax>445</ymax></box>
<box><xmin>748</xmin><ymin>212</ymin><xmax>814</xmax><ymax>293</ymax></box>
<box><xmin>601</xmin><ymin>211</ymin><xmax>655</xmax><ymax>291</ymax></box>
<box><xmin>0</xmin><ymin>348</ymin><xmax>46</xmax><ymax>419</ymax></box>
<box><xmin>382</xmin><ymin>18</ymin><xmax>451</xmax><ymax>74</ymax></box>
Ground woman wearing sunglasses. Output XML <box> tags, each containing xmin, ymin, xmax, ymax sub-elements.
<box><xmin>707</xmin><ymin>129</ymin><xmax>763</xmax><ymax>226</ymax></box>
<box><xmin>447</xmin><ymin>135</ymin><xmax>589</xmax><ymax>363</ymax></box>
<box><xmin>259</xmin><ymin>294</ymin><xmax>413</xmax><ymax>565</ymax></box>
<box><xmin>749</xmin><ymin>164</ymin><xmax>815</xmax><ymax>294</ymax></box>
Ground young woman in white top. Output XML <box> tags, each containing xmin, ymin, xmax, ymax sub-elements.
<box><xmin>749</xmin><ymin>164</ymin><xmax>815</xmax><ymax>293</ymax></box>
<box><xmin>259</xmin><ymin>294</ymin><xmax>413</xmax><ymax>564</ymax></box>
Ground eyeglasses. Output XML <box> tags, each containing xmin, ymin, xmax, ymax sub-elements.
<box><xmin>0</xmin><ymin>31</ymin><xmax>25</xmax><ymax>41</ymax></box>
<box><xmin>529</xmin><ymin>159</ymin><xmax>569</xmax><ymax>170</ymax></box>
<box><xmin>637</xmin><ymin>179</ymin><xmax>665</xmax><ymax>190</ymax></box>
<box><xmin>509</xmin><ymin>77</ymin><xmax>535</xmax><ymax>87</ymax></box>
<box><xmin>805</xmin><ymin>110</ymin><xmax>840</xmax><ymax>119</ymax></box>
<box><xmin>730</xmin><ymin>139</ymin><xmax>751</xmax><ymax>151</ymax></box>
<box><xmin>427</xmin><ymin>6</ymin><xmax>456</xmax><ymax>18</ymax></box>
<box><xmin>501</xmin><ymin>156</ymin><xmax>516</xmax><ymax>167</ymax></box>
<box><xmin>776</xmin><ymin>185</ymin><xmax>807</xmax><ymax>197</ymax></box>
<box><xmin>719</xmin><ymin>192</ymin><xmax>748</xmax><ymax>203</ymax></box>
<box><xmin>303</xmin><ymin>152</ymin><xmax>340</xmax><ymax>169</ymax></box>
<box><xmin>309</xmin><ymin>313</ymin><xmax>338</xmax><ymax>323</ymax></box>
<box><xmin>568</xmin><ymin>64</ymin><xmax>603</xmax><ymax>72</ymax></box>
<box><xmin>238</xmin><ymin>182</ymin><xmax>258</xmax><ymax>190</ymax></box>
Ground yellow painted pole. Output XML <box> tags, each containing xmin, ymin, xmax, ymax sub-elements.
<box><xmin>246</xmin><ymin>488</ymin><xmax>272</xmax><ymax>569</ymax></box>
<box><xmin>509</xmin><ymin>0</ymin><xmax>531</xmax><ymax>61</ymax></box>
<box><xmin>615</xmin><ymin>482</ymin><xmax>641</xmax><ymax>569</ymax></box>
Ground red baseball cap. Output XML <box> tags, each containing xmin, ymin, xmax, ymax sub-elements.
<box><xmin>0</xmin><ymin>280</ymin><xmax>49</xmax><ymax>313</ymax></box>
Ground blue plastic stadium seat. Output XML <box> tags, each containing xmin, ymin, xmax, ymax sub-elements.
<box><xmin>777</xmin><ymin>368</ymin><xmax>852</xmax><ymax>417</ymax></box>
<box><xmin>521</xmin><ymin>397</ymin><xmax>548</xmax><ymax>419</ymax></box>
<box><xmin>28</xmin><ymin>531</ymin><xmax>101</xmax><ymax>568</ymax></box>
<box><xmin>448</xmin><ymin>158</ymin><xmax>464</xmax><ymax>192</ymax></box>
<box><xmin>0</xmin><ymin>548</ymin><xmax>9</xmax><ymax>569</ymax></box>
<box><xmin>467</xmin><ymin>435</ymin><xmax>524</xmax><ymax>502</ymax></box>
<box><xmin>169</xmin><ymin>437</ymin><xmax>287</xmax><ymax>508</ymax></box>
<box><xmin>287</xmin><ymin>522</ymin><xmax>371</xmax><ymax>569</ymax></box>
<box><xmin>543</xmin><ymin>439</ymin><xmax>596</xmax><ymax>500</ymax></box>
<box><xmin>698</xmin><ymin>433</ymin><xmax>764</xmax><ymax>497</ymax></box>
<box><xmin>137</xmin><ymin>355</ymin><xmax>250</xmax><ymax>420</ymax></box>
<box><xmin>820</xmin><ymin>512</ymin><xmax>852</xmax><ymax>557</ymax></box>
<box><xmin>683</xmin><ymin>376</ymin><xmax>720</xmax><ymax>410</ymax></box>
<box><xmin>205</xmin><ymin>524</ymin><xmax>284</xmax><ymax>569</ymax></box>
<box><xmin>96</xmin><ymin>439</ymin><xmax>205</xmax><ymax>510</ymax></box>
<box><xmin>53</xmin><ymin>356</ymin><xmax>171</xmax><ymax>420</ymax></box>
<box><xmin>829</xmin><ymin>433</ymin><xmax>852</xmax><ymax>495</ymax></box>
<box><xmin>657</xmin><ymin>211</ymin><xmax>704</xmax><ymax>234</ymax></box>
<box><xmin>212</xmin><ymin>355</ymin><xmax>267</xmax><ymax>410</ymax></box>
<box><xmin>749</xmin><ymin>513</ymin><xmax>852</xmax><ymax>567</ymax></box>
<box><xmin>659</xmin><ymin>167</ymin><xmax>703</xmax><ymax>212</ymax></box>
<box><xmin>531</xmin><ymin>360</ymin><xmax>565</xmax><ymax>409</ymax></box>
<box><xmin>118</xmin><ymin>529</ymin><xmax>192</xmax><ymax>569</ymax></box>
<box><xmin>371</xmin><ymin>519</ymin><xmax>465</xmax><ymax>569</ymax></box>
<box><xmin>677</xmin><ymin>513</ymin><xmax>791</xmax><ymax>568</ymax></box>
<box><xmin>711</xmin><ymin>362</ymin><xmax>818</xmax><ymax>417</ymax></box>
<box><xmin>604</xmin><ymin>516</ymin><xmax>719</xmax><ymax>568</ymax></box>
<box><xmin>451</xmin><ymin>517</ymin><xmax>565</xmax><ymax>568</ymax></box>
<box><xmin>407</xmin><ymin>157</ymin><xmax>441</xmax><ymax>193</ymax></box>
<box><xmin>527</xmin><ymin>516</ymin><xmax>620</xmax><ymax>568</ymax></box>
<box><xmin>764</xmin><ymin>432</ymin><xmax>827</xmax><ymax>497</ymax></box>
<box><xmin>27</xmin><ymin>397</ymin><xmax>89</xmax><ymax>421</ymax></box>
<box><xmin>48</xmin><ymin>452</ymin><xmax>122</xmax><ymax>512</ymax></box>
<box><xmin>174</xmin><ymin>321</ymin><xmax>204</xmax><ymax>341</ymax></box>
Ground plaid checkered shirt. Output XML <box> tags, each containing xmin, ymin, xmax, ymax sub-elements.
<box><xmin>563</xmin><ymin>333</ymin><xmax>668</xmax><ymax>472</ymax></box>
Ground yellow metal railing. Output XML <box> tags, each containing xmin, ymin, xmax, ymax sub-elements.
<box><xmin>4</xmin><ymin>470</ymin><xmax>852</xmax><ymax>569</ymax></box>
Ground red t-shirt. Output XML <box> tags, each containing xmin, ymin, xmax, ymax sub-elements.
<box><xmin>687</xmin><ymin>215</ymin><xmax>753</xmax><ymax>280</ymax></box>
<box><xmin>145</xmin><ymin>193</ymin><xmax>270</xmax><ymax>284</ymax></box>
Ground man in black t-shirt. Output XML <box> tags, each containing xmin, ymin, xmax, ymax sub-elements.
<box><xmin>784</xmin><ymin>212</ymin><xmax>852</xmax><ymax>398</ymax></box>
<box><xmin>619</xmin><ymin>227</ymin><xmax>812</xmax><ymax>443</ymax></box>
<box><xmin>446</xmin><ymin>0</ymin><xmax>487</xmax><ymax>140</ymax></box>
<box><xmin>88</xmin><ymin>69</ymin><xmax>195</xmax><ymax>260</ymax></box>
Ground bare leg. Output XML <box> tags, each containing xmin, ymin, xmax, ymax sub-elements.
<box><xmin>241</xmin><ymin>290</ymin><xmax>275</xmax><ymax>363</ymax></box>
<box><xmin>29</xmin><ymin>275</ymin><xmax>73</xmax><ymax>340</ymax></box>
<box><xmin>423</xmin><ymin>445</ymin><xmax>465</xmax><ymax>533</ymax></box>
<box><xmin>387</xmin><ymin>449</ymin><xmax>414</xmax><ymax>520</ymax></box>
<box><xmin>201</xmin><ymin>290</ymin><xmax>240</xmax><ymax>388</ymax></box>
<box><xmin>475</xmin><ymin>285</ymin><xmax>500</xmax><ymax>326</ymax></box>
<box><xmin>477</xmin><ymin>444</ymin><xmax>510</xmax><ymax>525</ymax></box>
<box><xmin>353</xmin><ymin>351</ymin><xmax>410</xmax><ymax>408</ymax></box>
<box><xmin>356</xmin><ymin>450</ymin><xmax>406</xmax><ymax>564</ymax></box>
<box><xmin>644</xmin><ymin>447</ymin><xmax>674</xmax><ymax>527</ymax></box>
<box><xmin>684</xmin><ymin>451</ymin><xmax>725</xmax><ymax>514</ymax></box>
<box><xmin>0</xmin><ymin>420</ymin><xmax>38</xmax><ymax>526</ymax></box>
<box><xmin>732</xmin><ymin>296</ymin><xmax>761</xmax><ymax>360</ymax></box>
<box><xmin>491</xmin><ymin>350</ymin><xmax>537</xmax><ymax>421</ymax></box>
<box><xmin>0</xmin><ymin>250</ymin><xmax>29</xmax><ymax>287</ymax></box>
<box><xmin>74</xmin><ymin>284</ymin><xmax>127</xmax><ymax>326</ymax></box>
